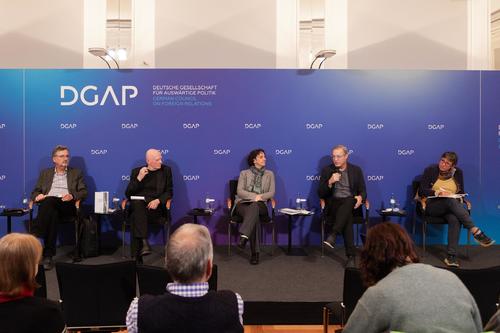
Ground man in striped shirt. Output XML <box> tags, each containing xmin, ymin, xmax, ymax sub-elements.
<box><xmin>126</xmin><ymin>223</ymin><xmax>244</xmax><ymax>333</ymax></box>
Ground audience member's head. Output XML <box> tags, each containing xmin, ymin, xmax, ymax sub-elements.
<box><xmin>0</xmin><ymin>233</ymin><xmax>42</xmax><ymax>296</ymax></box>
<box><xmin>165</xmin><ymin>223</ymin><xmax>213</xmax><ymax>284</ymax></box>
<box><xmin>360</xmin><ymin>222</ymin><xmax>419</xmax><ymax>287</ymax></box>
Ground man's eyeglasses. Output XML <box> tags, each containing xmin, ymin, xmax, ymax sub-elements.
<box><xmin>331</xmin><ymin>154</ymin><xmax>346</xmax><ymax>160</ymax></box>
<box><xmin>55</xmin><ymin>154</ymin><xmax>70</xmax><ymax>158</ymax></box>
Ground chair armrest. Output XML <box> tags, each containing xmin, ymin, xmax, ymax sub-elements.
<box><xmin>270</xmin><ymin>198</ymin><xmax>276</xmax><ymax>209</ymax></box>
<box><xmin>29</xmin><ymin>200</ymin><xmax>34</xmax><ymax>210</ymax></box>
<box><xmin>320</xmin><ymin>199</ymin><xmax>326</xmax><ymax>210</ymax></box>
<box><xmin>121</xmin><ymin>199</ymin><xmax>128</xmax><ymax>210</ymax></box>
<box><xmin>75</xmin><ymin>200</ymin><xmax>81</xmax><ymax>210</ymax></box>
<box><xmin>165</xmin><ymin>199</ymin><xmax>172</xmax><ymax>210</ymax></box>
<box><xmin>226</xmin><ymin>198</ymin><xmax>232</xmax><ymax>209</ymax></box>
<box><xmin>464</xmin><ymin>199</ymin><xmax>472</xmax><ymax>211</ymax></box>
<box><xmin>364</xmin><ymin>199</ymin><xmax>370</xmax><ymax>211</ymax></box>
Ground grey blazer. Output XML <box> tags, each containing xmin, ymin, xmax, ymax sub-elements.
<box><xmin>235</xmin><ymin>169</ymin><xmax>275</xmax><ymax>204</ymax></box>
<box><xmin>31</xmin><ymin>167</ymin><xmax>88</xmax><ymax>202</ymax></box>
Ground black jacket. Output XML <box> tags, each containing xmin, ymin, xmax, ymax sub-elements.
<box><xmin>318</xmin><ymin>163</ymin><xmax>367</xmax><ymax>202</ymax></box>
<box><xmin>31</xmin><ymin>167</ymin><xmax>87</xmax><ymax>202</ymax></box>
<box><xmin>419</xmin><ymin>164</ymin><xmax>465</xmax><ymax>198</ymax></box>
<box><xmin>125</xmin><ymin>164</ymin><xmax>173</xmax><ymax>205</ymax></box>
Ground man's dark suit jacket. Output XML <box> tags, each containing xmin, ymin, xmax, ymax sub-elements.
<box><xmin>317</xmin><ymin>162</ymin><xmax>367</xmax><ymax>209</ymax></box>
<box><xmin>30</xmin><ymin>167</ymin><xmax>88</xmax><ymax>201</ymax></box>
<box><xmin>125</xmin><ymin>164</ymin><xmax>173</xmax><ymax>205</ymax></box>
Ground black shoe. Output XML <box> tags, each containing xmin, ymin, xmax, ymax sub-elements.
<box><xmin>323</xmin><ymin>234</ymin><xmax>336</xmax><ymax>249</ymax></box>
<box><xmin>345</xmin><ymin>256</ymin><xmax>356</xmax><ymax>268</ymax></box>
<box><xmin>444</xmin><ymin>255</ymin><xmax>459</xmax><ymax>267</ymax></box>
<box><xmin>42</xmin><ymin>256</ymin><xmax>54</xmax><ymax>271</ymax></box>
<box><xmin>473</xmin><ymin>230</ymin><xmax>495</xmax><ymax>247</ymax></box>
<box><xmin>250</xmin><ymin>253</ymin><xmax>259</xmax><ymax>265</ymax></box>
<box><xmin>237</xmin><ymin>235</ymin><xmax>248</xmax><ymax>250</ymax></box>
<box><xmin>139</xmin><ymin>238</ymin><xmax>152</xmax><ymax>257</ymax></box>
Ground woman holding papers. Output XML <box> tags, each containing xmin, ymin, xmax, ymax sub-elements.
<box><xmin>234</xmin><ymin>148</ymin><xmax>275</xmax><ymax>265</ymax></box>
<box><xmin>419</xmin><ymin>151</ymin><xmax>494</xmax><ymax>267</ymax></box>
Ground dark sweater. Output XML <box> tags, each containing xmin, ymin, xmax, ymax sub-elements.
<box><xmin>138</xmin><ymin>290</ymin><xmax>243</xmax><ymax>333</ymax></box>
<box><xmin>0</xmin><ymin>296</ymin><xmax>66</xmax><ymax>333</ymax></box>
<box><xmin>318</xmin><ymin>163</ymin><xmax>367</xmax><ymax>202</ymax></box>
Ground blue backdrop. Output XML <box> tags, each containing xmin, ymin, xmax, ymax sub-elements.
<box><xmin>0</xmin><ymin>69</ymin><xmax>498</xmax><ymax>247</ymax></box>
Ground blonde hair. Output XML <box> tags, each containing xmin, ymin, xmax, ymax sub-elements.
<box><xmin>0</xmin><ymin>233</ymin><xmax>42</xmax><ymax>296</ymax></box>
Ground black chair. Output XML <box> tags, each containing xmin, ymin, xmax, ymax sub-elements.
<box><xmin>137</xmin><ymin>264</ymin><xmax>218</xmax><ymax>295</ymax></box>
<box><xmin>323</xmin><ymin>267</ymin><xmax>367</xmax><ymax>332</ymax></box>
<box><xmin>226</xmin><ymin>179</ymin><xmax>276</xmax><ymax>256</ymax></box>
<box><xmin>34</xmin><ymin>264</ymin><xmax>47</xmax><ymax>298</ymax></box>
<box><xmin>121</xmin><ymin>198</ymin><xmax>172</xmax><ymax>258</ymax></box>
<box><xmin>320</xmin><ymin>199</ymin><xmax>370</xmax><ymax>257</ymax></box>
<box><xmin>29</xmin><ymin>199</ymin><xmax>82</xmax><ymax>257</ymax></box>
<box><xmin>448</xmin><ymin>266</ymin><xmax>500</xmax><ymax>326</ymax></box>
<box><xmin>55</xmin><ymin>261</ymin><xmax>136</xmax><ymax>330</ymax></box>
<box><xmin>412</xmin><ymin>180</ymin><xmax>471</xmax><ymax>258</ymax></box>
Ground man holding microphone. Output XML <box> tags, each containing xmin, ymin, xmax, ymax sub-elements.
<box><xmin>126</xmin><ymin>149</ymin><xmax>173</xmax><ymax>261</ymax></box>
<box><xmin>318</xmin><ymin>145</ymin><xmax>366</xmax><ymax>268</ymax></box>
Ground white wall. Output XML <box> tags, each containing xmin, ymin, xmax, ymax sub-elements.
<box><xmin>155</xmin><ymin>0</ymin><xmax>277</xmax><ymax>68</ymax></box>
<box><xmin>347</xmin><ymin>0</ymin><xmax>468</xmax><ymax>69</ymax></box>
<box><xmin>0</xmin><ymin>0</ymin><xmax>84</xmax><ymax>68</ymax></box>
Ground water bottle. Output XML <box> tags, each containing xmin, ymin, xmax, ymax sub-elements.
<box><xmin>112</xmin><ymin>192</ymin><xmax>120</xmax><ymax>211</ymax></box>
<box><xmin>22</xmin><ymin>192</ymin><xmax>29</xmax><ymax>211</ymax></box>
<box><xmin>205</xmin><ymin>195</ymin><xmax>215</xmax><ymax>212</ymax></box>
<box><xmin>296</xmin><ymin>194</ymin><xmax>302</xmax><ymax>210</ymax></box>
<box><xmin>389</xmin><ymin>193</ymin><xmax>396</xmax><ymax>211</ymax></box>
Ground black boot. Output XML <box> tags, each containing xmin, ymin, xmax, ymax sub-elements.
<box><xmin>139</xmin><ymin>238</ymin><xmax>152</xmax><ymax>257</ymax></box>
<box><xmin>237</xmin><ymin>235</ymin><xmax>248</xmax><ymax>249</ymax></box>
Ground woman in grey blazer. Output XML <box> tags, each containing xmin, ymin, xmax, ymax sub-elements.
<box><xmin>234</xmin><ymin>148</ymin><xmax>275</xmax><ymax>265</ymax></box>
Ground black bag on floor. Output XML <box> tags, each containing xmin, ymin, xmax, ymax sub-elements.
<box><xmin>78</xmin><ymin>215</ymin><xmax>99</xmax><ymax>258</ymax></box>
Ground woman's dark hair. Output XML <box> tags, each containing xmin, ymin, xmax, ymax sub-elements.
<box><xmin>247</xmin><ymin>148</ymin><xmax>265</xmax><ymax>167</ymax></box>
<box><xmin>360</xmin><ymin>223</ymin><xmax>419</xmax><ymax>287</ymax></box>
<box><xmin>441</xmin><ymin>151</ymin><xmax>458</xmax><ymax>166</ymax></box>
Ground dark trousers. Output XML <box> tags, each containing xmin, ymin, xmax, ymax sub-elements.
<box><xmin>130</xmin><ymin>200</ymin><xmax>165</xmax><ymax>239</ymax></box>
<box><xmin>235</xmin><ymin>201</ymin><xmax>269</xmax><ymax>254</ymax></box>
<box><xmin>325</xmin><ymin>197</ymin><xmax>356</xmax><ymax>257</ymax></box>
<box><xmin>36</xmin><ymin>197</ymin><xmax>77</xmax><ymax>257</ymax></box>
<box><xmin>426</xmin><ymin>198</ymin><xmax>475</xmax><ymax>256</ymax></box>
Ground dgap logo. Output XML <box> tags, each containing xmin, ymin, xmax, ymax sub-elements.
<box><xmin>0</xmin><ymin>123</ymin><xmax>6</xmax><ymax>129</ymax></box>
<box><xmin>0</xmin><ymin>205</ymin><xmax>5</xmax><ymax>209</ymax></box>
<box><xmin>183</xmin><ymin>123</ymin><xmax>200</xmax><ymax>129</ymax></box>
<box><xmin>0</xmin><ymin>175</ymin><xmax>6</xmax><ymax>181</ymax></box>
<box><xmin>60</xmin><ymin>123</ymin><xmax>77</xmax><ymax>129</ymax></box>
<box><xmin>275</xmin><ymin>149</ymin><xmax>292</xmax><ymax>155</ymax></box>
<box><xmin>306</xmin><ymin>175</ymin><xmax>321</xmax><ymax>181</ymax></box>
<box><xmin>397</xmin><ymin>149</ymin><xmax>415</xmax><ymax>156</ymax></box>
<box><xmin>213</xmin><ymin>149</ymin><xmax>231</xmax><ymax>155</ymax></box>
<box><xmin>60</xmin><ymin>85</ymin><xmax>138</xmax><ymax>106</ymax></box>
<box><xmin>244</xmin><ymin>123</ymin><xmax>261</xmax><ymax>129</ymax></box>
<box><xmin>427</xmin><ymin>124</ymin><xmax>445</xmax><ymax>130</ymax></box>
<box><xmin>367</xmin><ymin>124</ymin><xmax>384</xmax><ymax>130</ymax></box>
<box><xmin>90</xmin><ymin>149</ymin><xmax>108</xmax><ymax>155</ymax></box>
<box><xmin>305</xmin><ymin>123</ymin><xmax>323</xmax><ymax>130</ymax></box>
<box><xmin>121</xmin><ymin>123</ymin><xmax>138</xmax><ymax>129</ymax></box>
<box><xmin>160</xmin><ymin>149</ymin><xmax>169</xmax><ymax>155</ymax></box>
<box><xmin>121</xmin><ymin>175</ymin><xmax>130</xmax><ymax>181</ymax></box>
<box><xmin>367</xmin><ymin>175</ymin><xmax>384</xmax><ymax>181</ymax></box>
<box><xmin>183</xmin><ymin>175</ymin><xmax>200</xmax><ymax>181</ymax></box>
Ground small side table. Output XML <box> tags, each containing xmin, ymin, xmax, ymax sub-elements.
<box><xmin>187</xmin><ymin>208</ymin><xmax>213</xmax><ymax>224</ymax></box>
<box><xmin>279</xmin><ymin>209</ymin><xmax>314</xmax><ymax>256</ymax></box>
<box><xmin>377</xmin><ymin>209</ymin><xmax>407</xmax><ymax>222</ymax></box>
<box><xmin>1</xmin><ymin>209</ymin><xmax>32</xmax><ymax>234</ymax></box>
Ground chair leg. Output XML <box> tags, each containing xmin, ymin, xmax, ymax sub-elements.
<box><xmin>271</xmin><ymin>223</ymin><xmax>275</xmax><ymax>256</ymax></box>
<box><xmin>228</xmin><ymin>223</ymin><xmax>231</xmax><ymax>256</ymax></box>
<box><xmin>466</xmin><ymin>229</ymin><xmax>470</xmax><ymax>259</ymax></box>
<box><xmin>122</xmin><ymin>223</ymin><xmax>126</xmax><ymax>258</ymax></box>
<box><xmin>322</xmin><ymin>306</ymin><xmax>330</xmax><ymax>333</ymax></box>
<box><xmin>422</xmin><ymin>222</ymin><xmax>426</xmax><ymax>258</ymax></box>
